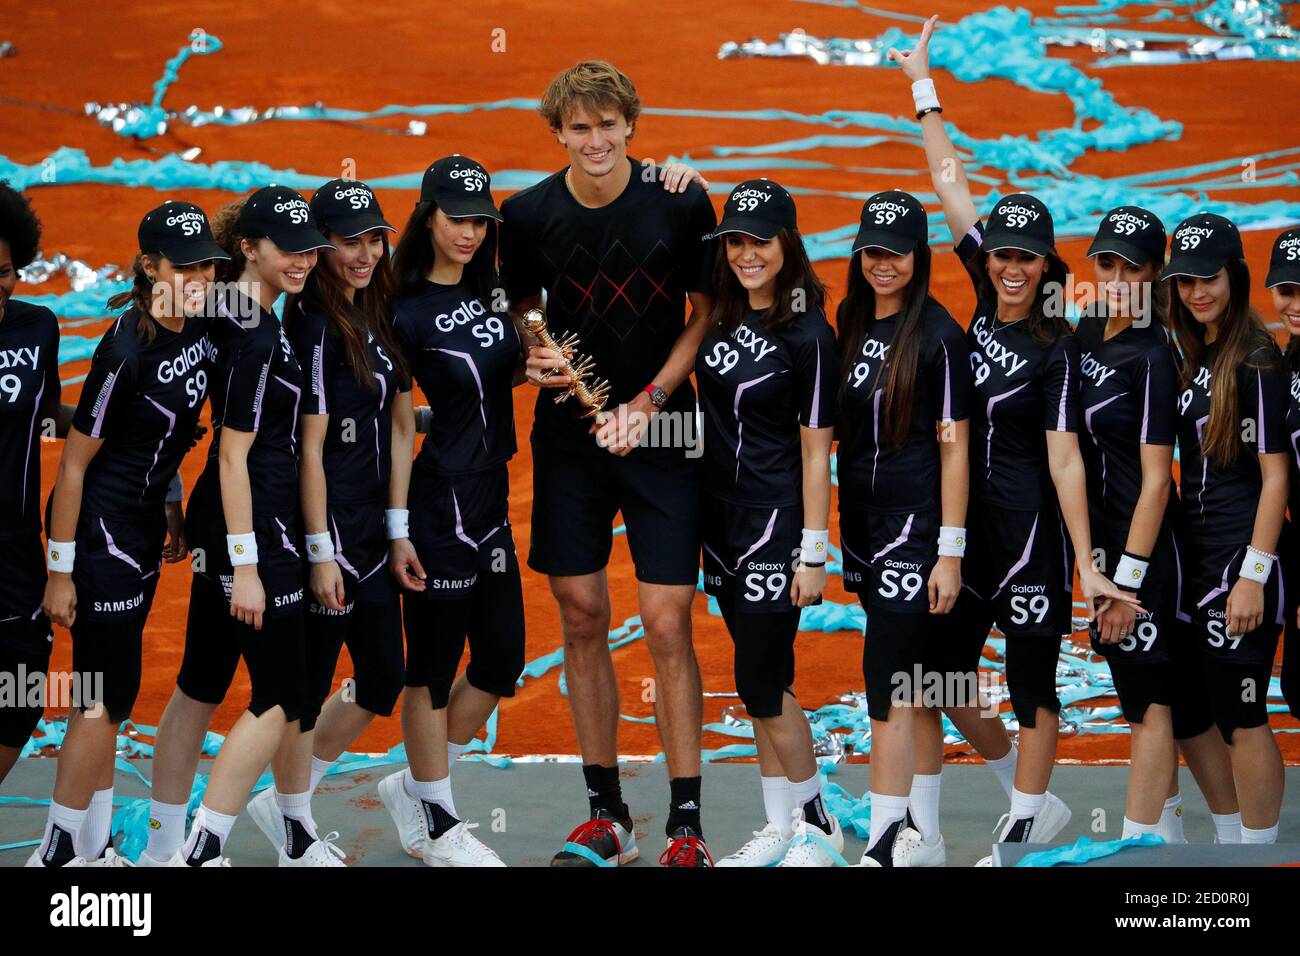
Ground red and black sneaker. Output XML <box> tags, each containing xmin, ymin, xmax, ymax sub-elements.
<box><xmin>550</xmin><ymin>809</ymin><xmax>640</xmax><ymax>867</ymax></box>
<box><xmin>659</xmin><ymin>826</ymin><xmax>713</xmax><ymax>867</ymax></box>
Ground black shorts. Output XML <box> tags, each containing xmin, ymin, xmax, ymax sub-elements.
<box><xmin>0</xmin><ymin>532</ymin><xmax>46</xmax><ymax>639</ymax></box>
<box><xmin>1203</xmin><ymin>658</ymin><xmax>1275</xmax><ymax>744</ymax></box>
<box><xmin>0</xmin><ymin>638</ymin><xmax>52</xmax><ymax>749</ymax></box>
<box><xmin>1108</xmin><ymin>621</ymin><xmax>1215</xmax><ymax>734</ymax></box>
<box><xmin>862</xmin><ymin>606</ymin><xmax>985</xmax><ymax>721</ymax></box>
<box><xmin>1187</xmin><ymin>540</ymin><xmax>1283</xmax><ymax>667</ymax></box>
<box><xmin>1088</xmin><ymin>529</ymin><xmax>1185</xmax><ymax>666</ymax></box>
<box><xmin>717</xmin><ymin>602</ymin><xmax>800</xmax><ymax>719</ymax></box>
<box><xmin>409</xmin><ymin>462</ymin><xmax>516</xmax><ymax>598</ymax></box>
<box><xmin>840</xmin><ymin>507</ymin><xmax>939</xmax><ymax>612</ymax></box>
<box><xmin>964</xmin><ymin>503</ymin><xmax>1074</xmax><ymax>638</ymax></box>
<box><xmin>303</xmin><ymin>593</ymin><xmax>405</xmax><ymax>727</ymax></box>
<box><xmin>702</xmin><ymin>501</ymin><xmax>801</xmax><ymax>615</ymax></box>
<box><xmin>70</xmin><ymin>615</ymin><xmax>150</xmax><ymax>723</ymax></box>
<box><xmin>323</xmin><ymin>499</ymin><xmax>396</xmax><ymax>604</ymax></box>
<box><xmin>529</xmin><ymin>429</ymin><xmax>700</xmax><ymax>585</ymax></box>
<box><xmin>71</xmin><ymin>510</ymin><xmax>166</xmax><ymax>622</ymax></box>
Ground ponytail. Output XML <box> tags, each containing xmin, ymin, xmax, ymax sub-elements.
<box><xmin>106</xmin><ymin>254</ymin><xmax>159</xmax><ymax>344</ymax></box>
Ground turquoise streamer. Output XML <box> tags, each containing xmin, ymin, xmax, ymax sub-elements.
<box><xmin>1016</xmin><ymin>832</ymin><xmax>1165</xmax><ymax>866</ymax></box>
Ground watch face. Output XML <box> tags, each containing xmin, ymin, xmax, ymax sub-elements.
<box><xmin>651</xmin><ymin>387</ymin><xmax>668</xmax><ymax>407</ymax></box>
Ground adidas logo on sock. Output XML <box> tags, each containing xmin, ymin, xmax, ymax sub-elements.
<box><xmin>676</xmin><ymin>800</ymin><xmax>699</xmax><ymax>811</ymax></box>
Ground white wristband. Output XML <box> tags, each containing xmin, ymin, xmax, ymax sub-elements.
<box><xmin>165</xmin><ymin>472</ymin><xmax>184</xmax><ymax>504</ymax></box>
<box><xmin>385</xmin><ymin>508</ymin><xmax>410</xmax><ymax>541</ymax></box>
<box><xmin>1239</xmin><ymin>547</ymin><xmax>1274</xmax><ymax>584</ymax></box>
<box><xmin>912</xmin><ymin>77</ymin><xmax>940</xmax><ymax>113</ymax></box>
<box><xmin>305</xmin><ymin>532</ymin><xmax>335</xmax><ymax>564</ymax></box>
<box><xmin>800</xmin><ymin>528</ymin><xmax>829</xmax><ymax>566</ymax></box>
<box><xmin>937</xmin><ymin>526</ymin><xmax>966</xmax><ymax>558</ymax></box>
<box><xmin>227</xmin><ymin>532</ymin><xmax>258</xmax><ymax>567</ymax></box>
<box><xmin>1114</xmin><ymin>553</ymin><xmax>1149</xmax><ymax>591</ymax></box>
<box><xmin>47</xmin><ymin>540</ymin><xmax>76</xmax><ymax>573</ymax></box>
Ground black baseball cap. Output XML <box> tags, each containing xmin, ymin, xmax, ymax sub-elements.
<box><xmin>704</xmin><ymin>179</ymin><xmax>797</xmax><ymax>241</ymax></box>
<box><xmin>1087</xmin><ymin>205</ymin><xmax>1166</xmax><ymax>267</ymax></box>
<box><xmin>981</xmin><ymin>193</ymin><xmax>1055</xmax><ymax>258</ymax></box>
<box><xmin>1164</xmin><ymin>213</ymin><xmax>1243</xmax><ymax>280</ymax></box>
<box><xmin>238</xmin><ymin>185</ymin><xmax>334</xmax><ymax>254</ymax></box>
<box><xmin>419</xmin><ymin>156</ymin><xmax>501</xmax><ymax>221</ymax></box>
<box><xmin>137</xmin><ymin>201</ymin><xmax>229</xmax><ymax>266</ymax></box>
<box><xmin>851</xmin><ymin>189</ymin><xmax>928</xmax><ymax>255</ymax></box>
<box><xmin>310</xmin><ymin>180</ymin><xmax>394</xmax><ymax>238</ymax></box>
<box><xmin>1265</xmin><ymin>227</ymin><xmax>1300</xmax><ymax>289</ymax></box>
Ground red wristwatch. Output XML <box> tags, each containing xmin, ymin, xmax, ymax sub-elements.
<box><xmin>644</xmin><ymin>383</ymin><xmax>668</xmax><ymax>409</ymax></box>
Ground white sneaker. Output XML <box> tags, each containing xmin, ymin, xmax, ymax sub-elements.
<box><xmin>420</xmin><ymin>821</ymin><xmax>506</xmax><ymax>867</ymax></box>
<box><xmin>992</xmin><ymin>792</ymin><xmax>1072</xmax><ymax>844</ymax></box>
<box><xmin>892</xmin><ymin>827</ymin><xmax>947</xmax><ymax>867</ymax></box>
<box><xmin>165</xmin><ymin>850</ymin><xmax>231</xmax><ymax>867</ymax></box>
<box><xmin>378</xmin><ymin>771</ymin><xmax>426</xmax><ymax>858</ymax></box>
<box><xmin>136</xmin><ymin>850</ymin><xmax>173</xmax><ymax>867</ymax></box>
<box><xmin>278</xmin><ymin>831</ymin><xmax>347</xmax><ymax>867</ymax></box>
<box><xmin>777</xmin><ymin>817</ymin><xmax>845</xmax><ymax>867</ymax></box>
<box><xmin>24</xmin><ymin>850</ymin><xmax>90</xmax><ymax>867</ymax></box>
<box><xmin>716</xmin><ymin>823</ymin><xmax>792</xmax><ymax>867</ymax></box>
<box><xmin>83</xmin><ymin>847</ymin><xmax>133</xmax><ymax>867</ymax></box>
<box><xmin>246</xmin><ymin>787</ymin><xmax>286</xmax><ymax>851</ymax></box>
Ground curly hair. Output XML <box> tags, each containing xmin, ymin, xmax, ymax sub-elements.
<box><xmin>0</xmin><ymin>181</ymin><xmax>43</xmax><ymax>270</ymax></box>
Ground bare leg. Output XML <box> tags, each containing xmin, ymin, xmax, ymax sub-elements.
<box><xmin>270</xmin><ymin>724</ymin><xmax>312</xmax><ymax>795</ymax></box>
<box><xmin>914</xmin><ymin>706</ymin><xmax>944</xmax><ymax>775</ymax></box>
<box><xmin>1013</xmin><ymin>708</ymin><xmax>1057</xmax><ymax>795</ymax></box>
<box><xmin>638</xmin><ymin>581</ymin><xmax>701</xmax><ymax>779</ymax></box>
<box><xmin>752</xmin><ymin>692</ymin><xmax>816</xmax><ymax>783</ymax></box>
<box><xmin>151</xmin><ymin>688</ymin><xmax>218</xmax><ymax>805</ymax></box>
<box><xmin>1226</xmin><ymin>725</ymin><xmax>1284</xmax><ymax>830</ymax></box>
<box><xmin>1178</xmin><ymin>728</ymin><xmax>1240</xmax><ymax>815</ymax></box>
<box><xmin>550</xmin><ymin>572</ymin><xmax>618</xmax><ymax>766</ymax></box>
<box><xmin>401</xmin><ymin>686</ymin><xmax>449</xmax><ymax>783</ymax></box>
<box><xmin>944</xmin><ymin>702</ymin><xmax>1013</xmax><ymax>761</ymax></box>
<box><xmin>1125</xmin><ymin>705</ymin><xmax>1176</xmax><ymax>825</ymax></box>
<box><xmin>51</xmin><ymin>708</ymin><xmax>117</xmax><ymax>811</ymax></box>
<box><xmin>201</xmin><ymin>707</ymin><xmax>290</xmax><ymax>816</ymax></box>
<box><xmin>445</xmin><ymin>675</ymin><xmax>500</xmax><ymax>747</ymax></box>
<box><xmin>870</xmin><ymin>705</ymin><xmax>916</xmax><ymax>797</ymax></box>
<box><xmin>312</xmin><ymin>690</ymin><xmax>377</xmax><ymax>764</ymax></box>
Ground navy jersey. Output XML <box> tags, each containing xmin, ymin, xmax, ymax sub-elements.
<box><xmin>393</xmin><ymin>281</ymin><xmax>521</xmax><ymax>476</ymax></box>
<box><xmin>1074</xmin><ymin>314</ymin><xmax>1179</xmax><ymax>537</ymax></box>
<box><xmin>289</xmin><ymin>304</ymin><xmax>407</xmax><ymax>505</ymax></box>
<box><xmin>956</xmin><ymin>221</ymin><xmax>1081</xmax><ymax>511</ymax></box>
<box><xmin>696</xmin><ymin>306</ymin><xmax>837</xmax><ymax>506</ymax></box>
<box><xmin>201</xmin><ymin>289</ymin><xmax>304</xmax><ymax>516</ymax></box>
<box><xmin>500</xmin><ymin>159</ymin><xmax>717</xmax><ymax>441</ymax></box>
<box><xmin>836</xmin><ymin>297</ymin><xmax>971</xmax><ymax>514</ymax></box>
<box><xmin>0</xmin><ymin>298</ymin><xmax>60</xmax><ymax>536</ymax></box>
<box><xmin>1176</xmin><ymin>336</ymin><xmax>1287</xmax><ymax>544</ymax></box>
<box><xmin>72</xmin><ymin>307</ymin><xmax>211</xmax><ymax>516</ymax></box>
<box><xmin>1286</xmin><ymin>357</ymin><xmax>1300</xmax><ymax>525</ymax></box>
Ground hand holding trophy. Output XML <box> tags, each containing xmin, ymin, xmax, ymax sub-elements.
<box><xmin>522</xmin><ymin>308</ymin><xmax>612</xmax><ymax>425</ymax></box>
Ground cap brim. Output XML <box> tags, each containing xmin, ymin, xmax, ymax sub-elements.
<box><xmin>268</xmin><ymin>230</ymin><xmax>336</xmax><ymax>254</ymax></box>
<box><xmin>1265</xmin><ymin>262</ymin><xmax>1300</xmax><ymax>289</ymax></box>
<box><xmin>1086</xmin><ymin>236</ymin><xmax>1156</xmax><ymax>267</ymax></box>
<box><xmin>436</xmin><ymin>195</ymin><xmax>503</xmax><ymax>222</ymax></box>
<box><xmin>1162</xmin><ymin>255</ymin><xmax>1226</xmax><ymax>280</ymax></box>
<box><xmin>327</xmin><ymin>212</ymin><xmax>396</xmax><ymax>238</ymax></box>
<box><xmin>704</xmin><ymin>215</ymin><xmax>781</xmax><ymax>242</ymax></box>
<box><xmin>154</xmin><ymin>239</ymin><xmax>232</xmax><ymax>265</ymax></box>
<box><xmin>981</xmin><ymin>232</ymin><xmax>1051</xmax><ymax>257</ymax></box>
<box><xmin>850</xmin><ymin>227</ymin><xmax>918</xmax><ymax>256</ymax></box>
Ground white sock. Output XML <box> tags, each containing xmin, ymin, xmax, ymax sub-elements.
<box><xmin>789</xmin><ymin>772</ymin><xmax>829</xmax><ymax>833</ymax></box>
<box><xmin>145</xmin><ymin>800</ymin><xmax>188</xmax><ymax>861</ymax></box>
<box><xmin>1212</xmin><ymin>811</ymin><xmax>1242</xmax><ymax>844</ymax></box>
<box><xmin>275</xmin><ymin>789</ymin><xmax>318</xmax><ymax>839</ymax></box>
<box><xmin>39</xmin><ymin>800</ymin><xmax>87</xmax><ymax>861</ymax></box>
<box><xmin>868</xmin><ymin>792</ymin><xmax>909</xmax><ymax>851</ymax></box>
<box><xmin>408</xmin><ymin>772</ymin><xmax>456</xmax><ymax>817</ymax></box>
<box><xmin>309</xmin><ymin>756</ymin><xmax>335</xmax><ymax>794</ymax></box>
<box><xmin>1009</xmin><ymin>787</ymin><xmax>1046</xmax><ymax>822</ymax></box>
<box><xmin>1156</xmin><ymin>794</ymin><xmax>1186</xmax><ymax>844</ymax></box>
<box><xmin>760</xmin><ymin>775</ymin><xmax>795</xmax><ymax>837</ymax></box>
<box><xmin>78</xmin><ymin>787</ymin><xmax>114</xmax><ymax>859</ymax></box>
<box><xmin>984</xmin><ymin>746</ymin><xmax>1018</xmax><ymax>799</ymax></box>
<box><xmin>908</xmin><ymin>773</ymin><xmax>942</xmax><ymax>845</ymax></box>
<box><xmin>448</xmin><ymin>741</ymin><xmax>468</xmax><ymax>764</ymax></box>
<box><xmin>183</xmin><ymin>804</ymin><xmax>237</xmax><ymax>858</ymax></box>
<box><xmin>1240</xmin><ymin>822</ymin><xmax>1278</xmax><ymax>845</ymax></box>
<box><xmin>1122</xmin><ymin>816</ymin><xmax>1160</xmax><ymax>838</ymax></box>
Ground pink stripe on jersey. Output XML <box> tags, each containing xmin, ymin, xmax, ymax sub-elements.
<box><xmin>89</xmin><ymin>360</ymin><xmax>127</xmax><ymax>438</ymax></box>
<box><xmin>1257</xmin><ymin>370</ymin><xmax>1268</xmax><ymax>452</ymax></box>
<box><xmin>734</xmin><ymin>508</ymin><xmax>780</xmax><ymax>572</ymax></box>
<box><xmin>314</xmin><ymin>327</ymin><xmax>328</xmax><ymax>415</ymax></box>
<box><xmin>1055</xmin><ymin>355</ymin><xmax>1070</xmax><ymax>431</ymax></box>
<box><xmin>940</xmin><ymin>341</ymin><xmax>953</xmax><ymax>421</ymax></box>
<box><xmin>808</xmin><ymin>345</ymin><xmax>823</xmax><ymax>428</ymax></box>
<box><xmin>872</xmin><ymin>513</ymin><xmax>915</xmax><ymax>562</ymax></box>
<box><xmin>21</xmin><ymin>378</ymin><xmax>45</xmax><ymax>516</ymax></box>
<box><xmin>1139</xmin><ymin>359</ymin><xmax>1152</xmax><ymax>444</ymax></box>
<box><xmin>992</xmin><ymin>514</ymin><xmax>1039</xmax><ymax>599</ymax></box>
<box><xmin>100</xmin><ymin>518</ymin><xmax>142</xmax><ymax>572</ymax></box>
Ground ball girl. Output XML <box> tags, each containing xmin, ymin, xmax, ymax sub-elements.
<box><xmin>31</xmin><ymin>201</ymin><xmax>225</xmax><ymax>866</ymax></box>
<box><xmin>1270</xmin><ymin>226</ymin><xmax>1300</xmax><ymax>720</ymax></box>
<box><xmin>1167</xmin><ymin>213</ymin><xmax>1288</xmax><ymax>845</ymax></box>
<box><xmin>697</xmin><ymin>180</ymin><xmax>839</xmax><ymax>868</ymax></box>
<box><xmin>381</xmin><ymin>156</ymin><xmax>526</xmax><ymax>867</ymax></box>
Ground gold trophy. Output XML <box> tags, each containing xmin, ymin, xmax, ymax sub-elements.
<box><xmin>523</xmin><ymin>308</ymin><xmax>612</xmax><ymax>423</ymax></box>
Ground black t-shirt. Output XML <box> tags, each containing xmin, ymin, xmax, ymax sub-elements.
<box><xmin>288</xmin><ymin>304</ymin><xmax>408</xmax><ymax>505</ymax></box>
<box><xmin>956</xmin><ymin>221</ymin><xmax>1081</xmax><ymax>511</ymax></box>
<box><xmin>1074</xmin><ymin>314</ymin><xmax>1179</xmax><ymax>539</ymax></box>
<box><xmin>696</xmin><ymin>306</ymin><xmax>836</xmax><ymax>506</ymax></box>
<box><xmin>1175</xmin><ymin>336</ymin><xmax>1287</xmax><ymax>544</ymax></box>
<box><xmin>500</xmin><ymin>159</ymin><xmax>717</xmax><ymax>442</ymax></box>
<box><xmin>0</xmin><ymin>298</ymin><xmax>60</xmax><ymax>537</ymax></box>
<box><xmin>1286</xmin><ymin>360</ymin><xmax>1300</xmax><ymax>522</ymax></box>
<box><xmin>836</xmin><ymin>297</ymin><xmax>971</xmax><ymax>514</ymax></box>
<box><xmin>200</xmin><ymin>289</ymin><xmax>304</xmax><ymax>516</ymax></box>
<box><xmin>73</xmin><ymin>307</ymin><xmax>212</xmax><ymax>516</ymax></box>
<box><xmin>393</xmin><ymin>281</ymin><xmax>521</xmax><ymax>476</ymax></box>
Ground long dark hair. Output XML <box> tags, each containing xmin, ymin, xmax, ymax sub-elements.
<box><xmin>973</xmin><ymin>247</ymin><xmax>1072</xmax><ymax>345</ymax></box>
<box><xmin>284</xmin><ymin>231</ymin><xmax>406</xmax><ymax>389</ymax></box>
<box><xmin>392</xmin><ymin>200</ymin><xmax>499</xmax><ymax>306</ymax></box>
<box><xmin>835</xmin><ymin>243</ymin><xmax>934</xmax><ymax>448</ymax></box>
<box><xmin>710</xmin><ymin>229</ymin><xmax>826</xmax><ymax>337</ymax></box>
<box><xmin>106</xmin><ymin>254</ymin><xmax>161</xmax><ymax>344</ymax></box>
<box><xmin>1169</xmin><ymin>257</ymin><xmax>1280</xmax><ymax>465</ymax></box>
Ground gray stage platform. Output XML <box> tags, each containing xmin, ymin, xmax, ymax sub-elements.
<box><xmin>3</xmin><ymin>761</ymin><xmax>1299</xmax><ymax>866</ymax></box>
